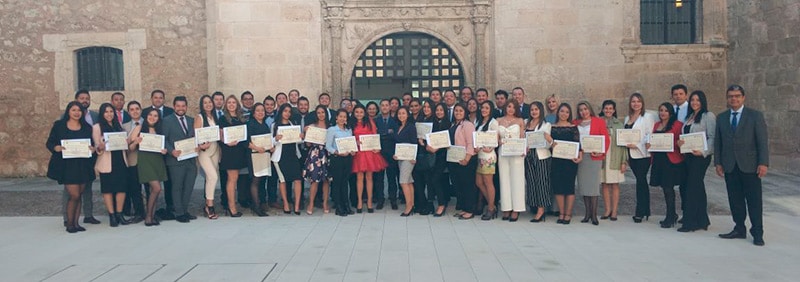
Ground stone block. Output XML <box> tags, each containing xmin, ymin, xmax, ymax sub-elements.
<box><xmin>218</xmin><ymin>2</ymin><xmax>252</xmax><ymax>23</ymax></box>
<box><xmin>280</xmin><ymin>3</ymin><xmax>314</xmax><ymax>22</ymax></box>
<box><xmin>777</xmin><ymin>36</ymin><xmax>799</xmax><ymax>54</ymax></box>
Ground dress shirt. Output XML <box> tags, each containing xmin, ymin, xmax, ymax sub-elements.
<box><xmin>730</xmin><ymin>105</ymin><xmax>744</xmax><ymax>126</ymax></box>
<box><xmin>325</xmin><ymin>125</ymin><xmax>353</xmax><ymax>154</ymax></box>
<box><xmin>674</xmin><ymin>101</ymin><xmax>688</xmax><ymax>123</ymax></box>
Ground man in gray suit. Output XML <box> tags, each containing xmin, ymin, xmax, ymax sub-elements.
<box><xmin>62</xmin><ymin>89</ymin><xmax>100</xmax><ymax>225</ymax></box>
<box><xmin>714</xmin><ymin>85</ymin><xmax>769</xmax><ymax>246</ymax></box>
<box><xmin>163</xmin><ymin>96</ymin><xmax>199</xmax><ymax>223</ymax></box>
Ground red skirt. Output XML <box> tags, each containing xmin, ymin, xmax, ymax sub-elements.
<box><xmin>352</xmin><ymin>151</ymin><xmax>388</xmax><ymax>173</ymax></box>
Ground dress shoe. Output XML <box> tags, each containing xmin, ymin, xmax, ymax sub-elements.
<box><xmin>390</xmin><ymin>200</ymin><xmax>399</xmax><ymax>210</ymax></box>
<box><xmin>128</xmin><ymin>216</ymin><xmax>144</xmax><ymax>224</ymax></box>
<box><xmin>753</xmin><ymin>238</ymin><xmax>765</xmax><ymax>246</ymax></box>
<box><xmin>109</xmin><ymin>213</ymin><xmax>119</xmax><ymax>227</ymax></box>
<box><xmin>176</xmin><ymin>215</ymin><xmax>191</xmax><ymax>223</ymax></box>
<box><xmin>116</xmin><ymin>213</ymin><xmax>130</xmax><ymax>225</ymax></box>
<box><xmin>75</xmin><ymin>225</ymin><xmax>86</xmax><ymax>232</ymax></box>
<box><xmin>376</xmin><ymin>201</ymin><xmax>384</xmax><ymax>210</ymax></box>
<box><xmin>186</xmin><ymin>213</ymin><xmax>198</xmax><ymax>220</ymax></box>
<box><xmin>718</xmin><ymin>230</ymin><xmax>747</xmax><ymax>239</ymax></box>
<box><xmin>83</xmin><ymin>217</ymin><xmax>101</xmax><ymax>224</ymax></box>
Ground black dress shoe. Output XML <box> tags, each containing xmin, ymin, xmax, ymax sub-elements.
<box><xmin>83</xmin><ymin>217</ymin><xmax>101</xmax><ymax>224</ymax></box>
<box><xmin>186</xmin><ymin>213</ymin><xmax>198</xmax><ymax>220</ymax></box>
<box><xmin>718</xmin><ymin>230</ymin><xmax>747</xmax><ymax>239</ymax></box>
<box><xmin>128</xmin><ymin>216</ymin><xmax>144</xmax><ymax>224</ymax></box>
<box><xmin>376</xmin><ymin>201</ymin><xmax>384</xmax><ymax>210</ymax></box>
<box><xmin>390</xmin><ymin>201</ymin><xmax>398</xmax><ymax>210</ymax></box>
<box><xmin>176</xmin><ymin>215</ymin><xmax>190</xmax><ymax>223</ymax></box>
<box><xmin>753</xmin><ymin>238</ymin><xmax>765</xmax><ymax>246</ymax></box>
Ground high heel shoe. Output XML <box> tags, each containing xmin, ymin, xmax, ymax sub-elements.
<box><xmin>632</xmin><ymin>216</ymin><xmax>643</xmax><ymax>223</ymax></box>
<box><xmin>591</xmin><ymin>217</ymin><xmax>599</xmax><ymax>226</ymax></box>
<box><xmin>501</xmin><ymin>212</ymin><xmax>510</xmax><ymax>221</ymax></box>
<box><xmin>226</xmin><ymin>208</ymin><xmax>243</xmax><ymax>217</ymax></box>
<box><xmin>433</xmin><ymin>206</ymin><xmax>446</xmax><ymax>217</ymax></box>
<box><xmin>600</xmin><ymin>213</ymin><xmax>611</xmax><ymax>220</ymax></box>
<box><xmin>367</xmin><ymin>208</ymin><xmax>374</xmax><ymax>213</ymax></box>
<box><xmin>251</xmin><ymin>206</ymin><xmax>268</xmax><ymax>217</ymax></box>
<box><xmin>459</xmin><ymin>213</ymin><xmax>474</xmax><ymax>220</ymax></box>
<box><xmin>481</xmin><ymin>209</ymin><xmax>497</xmax><ymax>221</ymax></box>
<box><xmin>509</xmin><ymin>212</ymin><xmax>519</xmax><ymax>222</ymax></box>
<box><xmin>205</xmin><ymin>206</ymin><xmax>219</xmax><ymax>219</ymax></box>
<box><xmin>109</xmin><ymin>213</ymin><xmax>119</xmax><ymax>227</ymax></box>
<box><xmin>356</xmin><ymin>208</ymin><xmax>363</xmax><ymax>214</ymax></box>
<box><xmin>400</xmin><ymin>211</ymin><xmax>414</xmax><ymax>217</ymax></box>
<box><xmin>581</xmin><ymin>217</ymin><xmax>590</xmax><ymax>223</ymax></box>
<box><xmin>660</xmin><ymin>217</ymin><xmax>677</xmax><ymax>228</ymax></box>
<box><xmin>529</xmin><ymin>214</ymin><xmax>545</xmax><ymax>223</ymax></box>
<box><xmin>563</xmin><ymin>215</ymin><xmax>572</xmax><ymax>224</ymax></box>
<box><xmin>116</xmin><ymin>213</ymin><xmax>130</xmax><ymax>225</ymax></box>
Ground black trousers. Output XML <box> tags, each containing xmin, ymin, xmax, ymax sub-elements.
<box><xmin>630</xmin><ymin>157</ymin><xmax>651</xmax><ymax>217</ymax></box>
<box><xmin>330</xmin><ymin>155</ymin><xmax>353</xmax><ymax>212</ymax></box>
<box><xmin>682</xmin><ymin>155</ymin><xmax>711</xmax><ymax>229</ymax></box>
<box><xmin>450</xmin><ymin>158</ymin><xmax>478</xmax><ymax>214</ymax></box>
<box><xmin>374</xmin><ymin>155</ymin><xmax>399</xmax><ymax>202</ymax></box>
<box><xmin>163</xmin><ymin>179</ymin><xmax>173</xmax><ymax>211</ymax></box>
<box><xmin>123</xmin><ymin>166</ymin><xmax>145</xmax><ymax>216</ymax></box>
<box><xmin>412</xmin><ymin>169</ymin><xmax>432</xmax><ymax>211</ymax></box>
<box><xmin>724</xmin><ymin>164</ymin><xmax>763</xmax><ymax>237</ymax></box>
<box><xmin>431</xmin><ymin>160</ymin><xmax>448</xmax><ymax>206</ymax></box>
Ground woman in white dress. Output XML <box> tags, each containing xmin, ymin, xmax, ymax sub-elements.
<box><xmin>496</xmin><ymin>100</ymin><xmax>526</xmax><ymax>222</ymax></box>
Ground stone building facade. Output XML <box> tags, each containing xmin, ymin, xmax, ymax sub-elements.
<box><xmin>0</xmin><ymin>0</ymin><xmax>795</xmax><ymax>177</ymax></box>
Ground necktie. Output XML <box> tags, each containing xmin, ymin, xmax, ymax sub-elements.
<box><xmin>117</xmin><ymin>111</ymin><xmax>123</xmax><ymax>123</ymax></box>
<box><xmin>731</xmin><ymin>112</ymin><xmax>738</xmax><ymax>133</ymax></box>
<box><xmin>179</xmin><ymin>116</ymin><xmax>188</xmax><ymax>135</ymax></box>
<box><xmin>217</xmin><ymin>110</ymin><xmax>223</xmax><ymax>119</ymax></box>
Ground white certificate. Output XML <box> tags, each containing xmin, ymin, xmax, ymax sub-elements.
<box><xmin>473</xmin><ymin>131</ymin><xmax>498</xmax><ymax>148</ymax></box>
<box><xmin>174</xmin><ymin>138</ymin><xmax>198</xmax><ymax>161</ymax></box>
<box><xmin>616</xmin><ymin>129</ymin><xmax>641</xmax><ymax>146</ymax></box>
<box><xmin>250</xmin><ymin>133</ymin><xmax>273</xmax><ymax>152</ymax></box>
<box><xmin>395</xmin><ymin>144</ymin><xmax>418</xmax><ymax>161</ymax></box>
<box><xmin>103</xmin><ymin>132</ymin><xmax>128</xmax><ymax>151</ymax></box>
<box><xmin>446</xmin><ymin>146</ymin><xmax>467</xmax><ymax>163</ymax></box>
<box><xmin>223</xmin><ymin>125</ymin><xmax>247</xmax><ymax>144</ymax></box>
<box><xmin>251</xmin><ymin>152</ymin><xmax>272</xmax><ymax>177</ymax></box>
<box><xmin>277</xmin><ymin>125</ymin><xmax>302</xmax><ymax>144</ymax></box>
<box><xmin>648</xmin><ymin>133</ymin><xmax>674</xmax><ymax>152</ymax></box>
<box><xmin>335</xmin><ymin>136</ymin><xmax>358</xmax><ymax>154</ymax></box>
<box><xmin>552</xmin><ymin>140</ymin><xmax>580</xmax><ymax>160</ymax></box>
<box><xmin>415</xmin><ymin>122</ymin><xmax>433</xmax><ymax>139</ymax></box>
<box><xmin>304</xmin><ymin>126</ymin><xmax>327</xmax><ymax>145</ymax></box>
<box><xmin>139</xmin><ymin>133</ymin><xmax>165</xmax><ymax>153</ymax></box>
<box><xmin>426</xmin><ymin>130</ymin><xmax>451</xmax><ymax>149</ymax></box>
<box><xmin>195</xmin><ymin>126</ymin><xmax>220</xmax><ymax>144</ymax></box>
<box><xmin>580</xmin><ymin>135</ymin><xmax>606</xmax><ymax>153</ymax></box>
<box><xmin>359</xmin><ymin>134</ymin><xmax>382</xmax><ymax>151</ymax></box>
<box><xmin>679</xmin><ymin>132</ymin><xmax>708</xmax><ymax>154</ymax></box>
<box><xmin>500</xmin><ymin>138</ymin><xmax>526</xmax><ymax>156</ymax></box>
<box><xmin>61</xmin><ymin>139</ymin><xmax>92</xmax><ymax>159</ymax></box>
<box><xmin>526</xmin><ymin>131</ymin><xmax>547</xmax><ymax>149</ymax></box>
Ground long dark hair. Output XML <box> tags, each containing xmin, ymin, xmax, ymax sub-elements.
<box><xmin>434</xmin><ymin>103</ymin><xmax>451</xmax><ymax>130</ymax></box>
<box><xmin>658</xmin><ymin>102</ymin><xmax>678</xmax><ymax>132</ymax></box>
<box><xmin>334</xmin><ymin>109</ymin><xmax>351</xmax><ymax>129</ymax></box>
<box><xmin>504</xmin><ymin>99</ymin><xmax>522</xmax><ymax>118</ymax></box>
<box><xmin>419</xmin><ymin>98</ymin><xmax>435</xmax><ymax>122</ymax></box>
<box><xmin>688</xmin><ymin>90</ymin><xmax>709</xmax><ymax>124</ymax></box>
<box><xmin>451</xmin><ymin>103</ymin><xmax>468</xmax><ymax>128</ymax></box>
<box><xmin>198</xmin><ymin>95</ymin><xmax>218</xmax><ymax>127</ymax></box>
<box><xmin>351</xmin><ymin>104</ymin><xmax>372</xmax><ymax>130</ymax></box>
<box><xmin>557</xmin><ymin>103</ymin><xmax>573</xmax><ymax>123</ymax></box>
<box><xmin>476</xmin><ymin>100</ymin><xmax>495</xmax><ymax>132</ymax></box>
<box><xmin>98</xmin><ymin>102</ymin><xmax>123</xmax><ymax>133</ymax></box>
<box><xmin>61</xmin><ymin>101</ymin><xmax>88</xmax><ymax>124</ymax></box>
<box><xmin>395</xmin><ymin>106</ymin><xmax>414</xmax><ymax>127</ymax></box>
<box><xmin>273</xmin><ymin>103</ymin><xmax>294</xmax><ymax>133</ymax></box>
<box><xmin>141</xmin><ymin>107</ymin><xmax>163</xmax><ymax>134</ymax></box>
<box><xmin>310</xmin><ymin>105</ymin><xmax>331</xmax><ymax>128</ymax></box>
<box><xmin>526</xmin><ymin>101</ymin><xmax>545</xmax><ymax>130</ymax></box>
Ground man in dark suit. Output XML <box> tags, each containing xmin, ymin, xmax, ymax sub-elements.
<box><xmin>318</xmin><ymin>93</ymin><xmax>336</xmax><ymax>125</ymax></box>
<box><xmin>493</xmin><ymin>90</ymin><xmax>508</xmax><ymax>118</ymax></box>
<box><xmin>374</xmin><ymin>99</ymin><xmax>399</xmax><ymax>210</ymax></box>
<box><xmin>162</xmin><ymin>96</ymin><xmax>199</xmax><ymax>223</ymax></box>
<box><xmin>62</xmin><ymin>89</ymin><xmax>100</xmax><ymax>225</ymax></box>
<box><xmin>443</xmin><ymin>90</ymin><xmax>457</xmax><ymax>122</ymax></box>
<box><xmin>121</xmin><ymin>100</ymin><xmax>145</xmax><ymax>223</ymax></box>
<box><xmin>511</xmin><ymin>87</ymin><xmax>530</xmax><ymax>119</ymax></box>
<box><xmin>241</xmin><ymin>91</ymin><xmax>255</xmax><ymax>122</ymax></box>
<box><xmin>290</xmin><ymin>96</ymin><xmax>313</xmax><ymax>206</ymax></box>
<box><xmin>110</xmin><ymin>92</ymin><xmax>131</xmax><ymax>124</ymax></box>
<box><xmin>459</xmin><ymin>86</ymin><xmax>473</xmax><ymax>104</ymax></box>
<box><xmin>714</xmin><ymin>85</ymin><xmax>769</xmax><ymax>246</ymax></box>
<box><xmin>150</xmin><ymin>89</ymin><xmax>175</xmax><ymax>215</ymax></box>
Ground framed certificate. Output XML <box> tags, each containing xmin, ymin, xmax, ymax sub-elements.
<box><xmin>304</xmin><ymin>126</ymin><xmax>327</xmax><ymax>145</ymax></box>
<box><xmin>174</xmin><ymin>138</ymin><xmax>198</xmax><ymax>161</ymax></box>
<box><xmin>426</xmin><ymin>130</ymin><xmax>451</xmax><ymax>149</ymax></box>
<box><xmin>103</xmin><ymin>132</ymin><xmax>128</xmax><ymax>151</ymax></box>
<box><xmin>195</xmin><ymin>126</ymin><xmax>220</xmax><ymax>144</ymax></box>
<box><xmin>335</xmin><ymin>136</ymin><xmax>358</xmax><ymax>154</ymax></box>
<box><xmin>250</xmin><ymin>133</ymin><xmax>273</xmax><ymax>152</ymax></box>
<box><xmin>223</xmin><ymin>125</ymin><xmax>247</xmax><ymax>143</ymax></box>
<box><xmin>648</xmin><ymin>133</ymin><xmax>674</xmax><ymax>152</ymax></box>
<box><xmin>580</xmin><ymin>135</ymin><xmax>606</xmax><ymax>153</ymax></box>
<box><xmin>251</xmin><ymin>152</ymin><xmax>272</xmax><ymax>177</ymax></box>
<box><xmin>139</xmin><ymin>133</ymin><xmax>165</xmax><ymax>153</ymax></box>
<box><xmin>359</xmin><ymin>134</ymin><xmax>382</xmax><ymax>151</ymax></box>
<box><xmin>473</xmin><ymin>131</ymin><xmax>498</xmax><ymax>148</ymax></box>
<box><xmin>526</xmin><ymin>131</ymin><xmax>547</xmax><ymax>149</ymax></box>
<box><xmin>446</xmin><ymin>146</ymin><xmax>466</xmax><ymax>163</ymax></box>
<box><xmin>277</xmin><ymin>125</ymin><xmax>302</xmax><ymax>144</ymax></box>
<box><xmin>61</xmin><ymin>139</ymin><xmax>92</xmax><ymax>159</ymax></box>
<box><xmin>616</xmin><ymin>129</ymin><xmax>641</xmax><ymax>146</ymax></box>
<box><xmin>500</xmin><ymin>138</ymin><xmax>526</xmax><ymax>156</ymax></box>
<box><xmin>394</xmin><ymin>144</ymin><xmax>418</xmax><ymax>161</ymax></box>
<box><xmin>415</xmin><ymin>122</ymin><xmax>433</xmax><ymax>139</ymax></box>
<box><xmin>679</xmin><ymin>132</ymin><xmax>707</xmax><ymax>154</ymax></box>
<box><xmin>552</xmin><ymin>140</ymin><xmax>580</xmax><ymax>160</ymax></box>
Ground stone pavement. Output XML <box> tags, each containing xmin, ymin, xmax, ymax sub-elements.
<box><xmin>0</xmin><ymin>169</ymin><xmax>798</xmax><ymax>281</ymax></box>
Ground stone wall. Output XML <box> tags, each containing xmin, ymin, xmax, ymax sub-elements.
<box><xmin>0</xmin><ymin>0</ymin><xmax>207</xmax><ymax>177</ymax></box>
<box><xmin>727</xmin><ymin>0</ymin><xmax>800</xmax><ymax>172</ymax></box>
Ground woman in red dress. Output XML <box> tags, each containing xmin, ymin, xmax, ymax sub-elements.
<box><xmin>351</xmin><ymin>104</ymin><xmax>388</xmax><ymax>213</ymax></box>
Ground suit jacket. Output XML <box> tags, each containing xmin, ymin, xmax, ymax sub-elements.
<box><xmin>115</xmin><ymin>109</ymin><xmax>131</xmax><ymax>124</ymax></box>
<box><xmin>519</xmin><ymin>103</ymin><xmax>531</xmax><ymax>120</ymax></box>
<box><xmin>154</xmin><ymin>106</ymin><xmax>175</xmax><ymax>118</ymax></box>
<box><xmin>163</xmin><ymin>114</ymin><xmax>196</xmax><ymax>167</ymax></box>
<box><xmin>92</xmin><ymin>124</ymin><xmax>129</xmax><ymax>173</ymax></box>
<box><xmin>714</xmin><ymin>107</ymin><xmax>769</xmax><ymax>173</ymax></box>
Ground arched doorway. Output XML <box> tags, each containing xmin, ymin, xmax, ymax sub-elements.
<box><xmin>350</xmin><ymin>32</ymin><xmax>466</xmax><ymax>102</ymax></box>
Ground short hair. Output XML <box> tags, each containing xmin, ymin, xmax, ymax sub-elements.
<box><xmin>460</xmin><ymin>86</ymin><xmax>473</xmax><ymax>94</ymax></box>
<box><xmin>389</xmin><ymin>97</ymin><xmax>401</xmax><ymax>105</ymax></box>
<box><xmin>276</xmin><ymin>92</ymin><xmax>287</xmax><ymax>100</ymax></box>
<box><xmin>74</xmin><ymin>89</ymin><xmax>90</xmax><ymax>99</ymax></box>
<box><xmin>671</xmin><ymin>84</ymin><xmax>688</xmax><ymax>94</ymax></box>
<box><xmin>494</xmin><ymin>89</ymin><xmax>509</xmax><ymax>99</ymax></box>
<box><xmin>727</xmin><ymin>84</ymin><xmax>746</xmax><ymax>96</ymax></box>
<box><xmin>127</xmin><ymin>100</ymin><xmax>141</xmax><ymax>111</ymax></box>
<box><xmin>263</xmin><ymin>95</ymin><xmax>275</xmax><ymax>103</ymax></box>
<box><xmin>150</xmin><ymin>89</ymin><xmax>165</xmax><ymax>98</ymax></box>
<box><xmin>476</xmin><ymin>88</ymin><xmax>489</xmax><ymax>95</ymax></box>
<box><xmin>173</xmin><ymin>96</ymin><xmax>188</xmax><ymax>106</ymax></box>
<box><xmin>600</xmin><ymin>100</ymin><xmax>617</xmax><ymax>118</ymax></box>
<box><xmin>289</xmin><ymin>89</ymin><xmax>300</xmax><ymax>95</ymax></box>
<box><xmin>430</xmin><ymin>88</ymin><xmax>442</xmax><ymax>95</ymax></box>
<box><xmin>318</xmin><ymin>92</ymin><xmax>330</xmax><ymax>100</ymax></box>
<box><xmin>402</xmin><ymin>92</ymin><xmax>413</xmax><ymax>98</ymax></box>
<box><xmin>512</xmin><ymin>87</ymin><xmax>525</xmax><ymax>94</ymax></box>
<box><xmin>298</xmin><ymin>96</ymin><xmax>309</xmax><ymax>103</ymax></box>
<box><xmin>212</xmin><ymin>91</ymin><xmax>224</xmax><ymax>100</ymax></box>
<box><xmin>240</xmin><ymin>91</ymin><xmax>253</xmax><ymax>100</ymax></box>
<box><xmin>111</xmin><ymin>92</ymin><xmax>125</xmax><ymax>99</ymax></box>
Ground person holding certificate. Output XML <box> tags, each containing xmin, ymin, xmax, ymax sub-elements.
<box><xmin>303</xmin><ymin>105</ymin><xmax>331</xmax><ymax>215</ymax></box>
<box><xmin>573</xmin><ymin>101</ymin><xmax>609</xmax><ymax>226</ymax></box>
<box><xmin>448</xmin><ymin>104</ymin><xmax>478</xmax><ymax>219</ymax></box>
<box><xmin>351</xmin><ymin>104</ymin><xmax>388</xmax><ymax>213</ymax></box>
<box><xmin>246</xmin><ymin>103</ymin><xmax>272</xmax><ymax>217</ymax></box>
<box><xmin>272</xmin><ymin>104</ymin><xmax>304</xmax><ymax>215</ymax></box>
<box><xmin>676</xmin><ymin>91</ymin><xmax>715</xmax><ymax>232</ymax></box>
<box><xmin>46</xmin><ymin>101</ymin><xmax>96</xmax><ymax>233</ymax></box>
<box><xmin>218</xmin><ymin>95</ymin><xmax>248</xmax><ymax>217</ymax></box>
<box><xmin>523</xmin><ymin>102</ymin><xmax>553</xmax><ymax>223</ymax></box>
<box><xmin>428</xmin><ymin>103</ymin><xmax>452</xmax><ymax>217</ymax></box>
<box><xmin>121</xmin><ymin>101</ymin><xmax>146</xmax><ymax>223</ymax></box>
<box><xmin>194</xmin><ymin>95</ymin><xmax>221</xmax><ymax>219</ymax></box>
<box><xmin>162</xmin><ymin>96</ymin><xmax>199</xmax><ymax>223</ymax></box>
<box><xmin>599</xmin><ymin>100</ymin><xmax>628</xmax><ymax>222</ymax></box>
<box><xmin>392</xmin><ymin>107</ymin><xmax>418</xmax><ymax>216</ymax></box>
<box><xmin>326</xmin><ymin>109</ymin><xmax>356</xmax><ymax>216</ymax></box>
<box><xmin>92</xmin><ymin>103</ymin><xmax>130</xmax><ymax>227</ymax></box>
<box><xmin>550</xmin><ymin>103</ymin><xmax>581</xmax><ymax>224</ymax></box>
<box><xmin>129</xmin><ymin>108</ymin><xmax>168</xmax><ymax>226</ymax></box>
<box><xmin>647</xmin><ymin>103</ymin><xmax>685</xmax><ymax>229</ymax></box>
<box><xmin>412</xmin><ymin>99</ymin><xmax>436</xmax><ymax>215</ymax></box>
<box><xmin>624</xmin><ymin>93</ymin><xmax>656</xmax><ymax>223</ymax></box>
<box><xmin>497</xmin><ymin>100</ymin><xmax>526</xmax><ymax>222</ymax></box>
<box><xmin>473</xmin><ymin>100</ymin><xmax>499</xmax><ymax>220</ymax></box>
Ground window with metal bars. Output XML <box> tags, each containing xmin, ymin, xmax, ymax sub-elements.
<box><xmin>75</xmin><ymin>46</ymin><xmax>125</xmax><ymax>91</ymax></box>
<box><xmin>640</xmin><ymin>0</ymin><xmax>697</xmax><ymax>44</ymax></box>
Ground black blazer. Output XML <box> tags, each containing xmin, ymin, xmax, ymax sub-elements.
<box><xmin>714</xmin><ymin>107</ymin><xmax>769</xmax><ymax>173</ymax></box>
<box><xmin>519</xmin><ymin>103</ymin><xmax>531</xmax><ymax>120</ymax></box>
<box><xmin>154</xmin><ymin>106</ymin><xmax>175</xmax><ymax>118</ymax></box>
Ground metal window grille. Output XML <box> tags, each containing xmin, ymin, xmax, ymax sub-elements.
<box><xmin>76</xmin><ymin>47</ymin><xmax>125</xmax><ymax>91</ymax></box>
<box><xmin>640</xmin><ymin>0</ymin><xmax>697</xmax><ymax>44</ymax></box>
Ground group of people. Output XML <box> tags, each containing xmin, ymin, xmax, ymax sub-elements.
<box><xmin>46</xmin><ymin>85</ymin><xmax>769</xmax><ymax>246</ymax></box>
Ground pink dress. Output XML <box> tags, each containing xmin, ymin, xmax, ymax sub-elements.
<box><xmin>352</xmin><ymin>120</ymin><xmax>388</xmax><ymax>173</ymax></box>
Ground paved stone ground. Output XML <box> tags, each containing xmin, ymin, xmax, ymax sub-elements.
<box><xmin>0</xmin><ymin>169</ymin><xmax>798</xmax><ymax>281</ymax></box>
